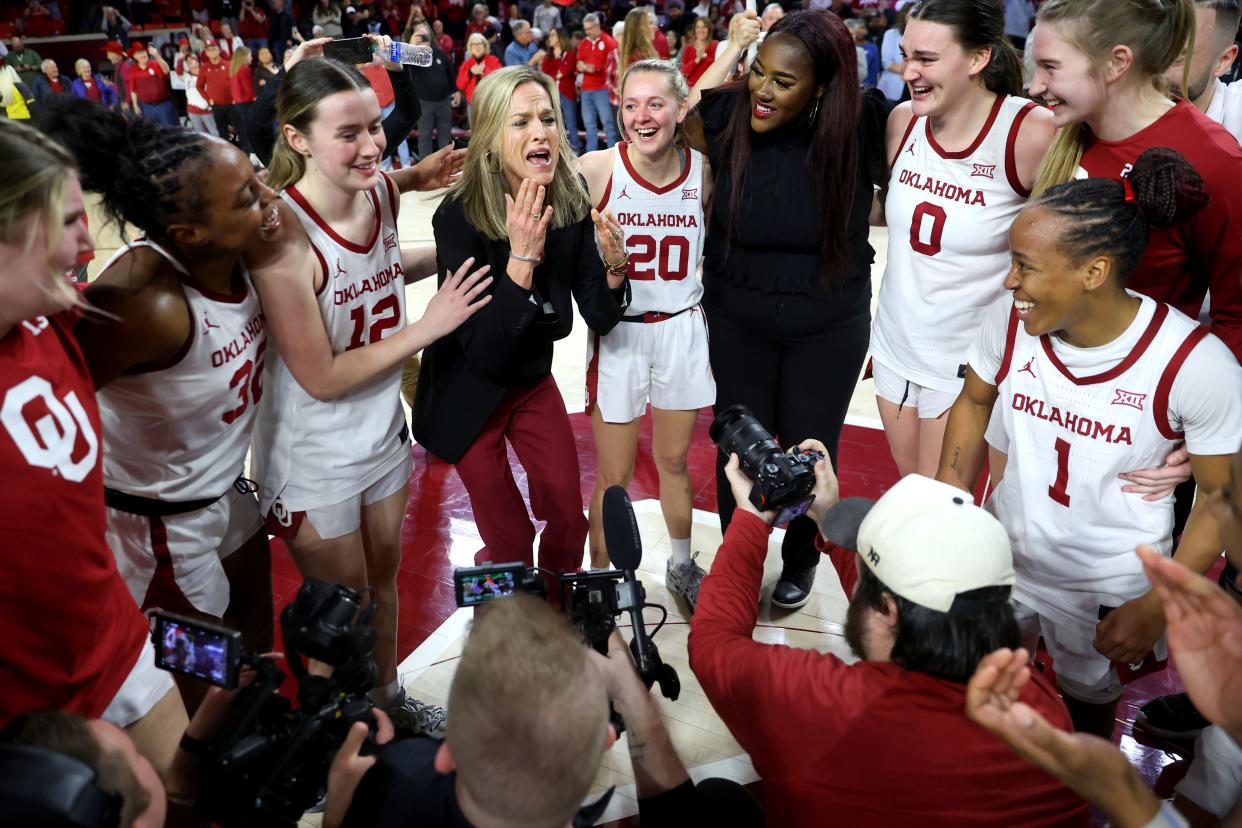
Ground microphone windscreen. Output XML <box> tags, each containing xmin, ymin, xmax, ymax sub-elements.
<box><xmin>602</xmin><ymin>485</ymin><xmax>643</xmax><ymax>571</ymax></box>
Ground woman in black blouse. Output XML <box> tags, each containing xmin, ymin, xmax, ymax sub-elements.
<box><xmin>687</xmin><ymin>10</ymin><xmax>890</xmax><ymax>608</ymax></box>
<box><xmin>414</xmin><ymin>65</ymin><xmax>631</xmax><ymax>574</ymax></box>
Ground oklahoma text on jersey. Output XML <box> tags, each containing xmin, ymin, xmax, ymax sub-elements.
<box><xmin>335</xmin><ymin>262</ymin><xmax>404</xmax><ymax>306</ymax></box>
<box><xmin>896</xmin><ymin>169</ymin><xmax>989</xmax><ymax>206</ymax></box>
<box><xmin>211</xmin><ymin>312</ymin><xmax>265</xmax><ymax>368</ymax></box>
<box><xmin>1010</xmin><ymin>392</ymin><xmax>1134</xmax><ymax>445</ymax></box>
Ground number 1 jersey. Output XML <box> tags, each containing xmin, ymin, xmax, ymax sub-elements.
<box><xmin>970</xmin><ymin>294</ymin><xmax>1242</xmax><ymax>623</ymax></box>
<box><xmin>872</xmin><ymin>94</ymin><xmax>1039</xmax><ymax>393</ymax></box>
<box><xmin>253</xmin><ymin>174</ymin><xmax>408</xmax><ymax>515</ymax></box>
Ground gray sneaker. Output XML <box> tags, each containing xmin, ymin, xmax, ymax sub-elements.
<box><xmin>666</xmin><ymin>553</ymin><xmax>707</xmax><ymax>611</ymax></box>
<box><xmin>384</xmin><ymin>691</ymin><xmax>448</xmax><ymax>739</ymax></box>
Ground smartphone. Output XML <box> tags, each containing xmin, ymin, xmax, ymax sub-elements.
<box><xmin>453</xmin><ymin>563</ymin><xmax>528</xmax><ymax>607</ymax></box>
<box><xmin>151</xmin><ymin>611</ymin><xmax>243</xmax><ymax>688</ymax></box>
<box><xmin>323</xmin><ymin>37</ymin><xmax>375</xmax><ymax>65</ymax></box>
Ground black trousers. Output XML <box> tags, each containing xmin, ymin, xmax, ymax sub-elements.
<box><xmin>704</xmin><ymin>277</ymin><xmax>871</xmax><ymax>571</ymax></box>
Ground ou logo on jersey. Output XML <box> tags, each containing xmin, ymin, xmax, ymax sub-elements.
<box><xmin>2</xmin><ymin>376</ymin><xmax>99</xmax><ymax>483</ymax></box>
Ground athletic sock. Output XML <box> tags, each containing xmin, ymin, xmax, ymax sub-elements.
<box><xmin>369</xmin><ymin>678</ymin><xmax>402</xmax><ymax>707</ymax></box>
<box><xmin>669</xmin><ymin>537</ymin><xmax>692</xmax><ymax>566</ymax></box>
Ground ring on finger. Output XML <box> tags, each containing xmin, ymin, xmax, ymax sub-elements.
<box><xmin>530</xmin><ymin>211</ymin><xmax>541</xmax><ymax>221</ymax></box>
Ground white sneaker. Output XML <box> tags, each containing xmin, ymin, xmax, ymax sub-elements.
<box><xmin>666</xmin><ymin>553</ymin><xmax>707</xmax><ymax>611</ymax></box>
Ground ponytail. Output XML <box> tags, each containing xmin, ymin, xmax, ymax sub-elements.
<box><xmin>267</xmin><ymin>58</ymin><xmax>370</xmax><ymax>191</ymax></box>
<box><xmin>34</xmin><ymin>96</ymin><xmax>209</xmax><ymax>241</ymax></box>
<box><xmin>1032</xmin><ymin>147</ymin><xmax>1207</xmax><ymax>283</ymax></box>
<box><xmin>1030</xmin><ymin>123</ymin><xmax>1085</xmax><ymax>197</ymax></box>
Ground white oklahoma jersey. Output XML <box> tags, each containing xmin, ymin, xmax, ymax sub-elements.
<box><xmin>872</xmin><ymin>94</ymin><xmax>1041</xmax><ymax>396</ymax></box>
<box><xmin>970</xmin><ymin>295</ymin><xmax>1242</xmax><ymax>648</ymax></box>
<box><xmin>253</xmin><ymin>173</ymin><xmax>409</xmax><ymax>520</ymax></box>
<box><xmin>97</xmin><ymin>240</ymin><xmax>266</xmax><ymax>616</ymax></box>
<box><xmin>586</xmin><ymin>143</ymin><xmax>715</xmax><ymax>422</ymax></box>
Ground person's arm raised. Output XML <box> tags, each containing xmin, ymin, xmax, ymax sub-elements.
<box><xmin>686</xmin><ymin>10</ymin><xmax>757</xmax><ymax>110</ymax></box>
<box><xmin>248</xmin><ymin>203</ymin><xmax>492</xmax><ymax>401</ymax></box>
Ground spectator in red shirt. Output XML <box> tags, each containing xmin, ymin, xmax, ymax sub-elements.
<box><xmin>681</xmin><ymin>15</ymin><xmax>718</xmax><ymax>87</ymax></box>
<box><xmin>456</xmin><ymin>32</ymin><xmax>501</xmax><ymax>119</ymax></box>
<box><xmin>541</xmin><ymin>27</ymin><xmax>579</xmax><ymax>152</ymax></box>
<box><xmin>127</xmin><ymin>42</ymin><xmax>178</xmax><ymax>125</ymax></box>
<box><xmin>102</xmin><ymin>40</ymin><xmax>133</xmax><ymax>112</ymax></box>
<box><xmin>229</xmin><ymin>45</ymin><xmax>256</xmax><ymax>108</ymax></box>
<box><xmin>31</xmin><ymin>58</ymin><xmax>69</xmax><ymax>106</ymax></box>
<box><xmin>238</xmin><ymin>0</ymin><xmax>269</xmax><ymax>49</ymax></box>
<box><xmin>432</xmin><ymin>18</ymin><xmax>455</xmax><ymax>56</ymax></box>
<box><xmin>688</xmin><ymin>452</ymin><xmax>1091</xmax><ymax>828</ymax></box>
<box><xmin>197</xmin><ymin>39</ymin><xmax>243</xmax><ymax>147</ymax></box>
<box><xmin>577</xmin><ymin>12</ymin><xmax>617</xmax><ymax>149</ymax></box>
<box><xmin>465</xmin><ymin>2</ymin><xmax>495</xmax><ymax>41</ymax></box>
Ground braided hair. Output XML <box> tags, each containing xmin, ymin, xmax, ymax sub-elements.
<box><xmin>1031</xmin><ymin>147</ymin><xmax>1209</xmax><ymax>283</ymax></box>
<box><xmin>34</xmin><ymin>97</ymin><xmax>211</xmax><ymax>242</ymax></box>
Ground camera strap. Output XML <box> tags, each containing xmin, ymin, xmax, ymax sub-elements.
<box><xmin>572</xmin><ymin>786</ymin><xmax>615</xmax><ymax>828</ymax></box>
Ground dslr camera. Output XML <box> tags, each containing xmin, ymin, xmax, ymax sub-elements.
<box><xmin>151</xmin><ymin>579</ymin><xmax>380</xmax><ymax>828</ymax></box>
<box><xmin>710</xmin><ymin>404</ymin><xmax>824</xmax><ymax>524</ymax></box>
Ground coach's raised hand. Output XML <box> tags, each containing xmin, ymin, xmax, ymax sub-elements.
<box><xmin>504</xmin><ymin>179</ymin><xmax>552</xmax><ymax>289</ymax></box>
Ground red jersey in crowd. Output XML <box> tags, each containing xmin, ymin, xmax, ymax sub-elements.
<box><xmin>1080</xmin><ymin>100</ymin><xmax>1242</xmax><ymax>360</ymax></box>
<box><xmin>688</xmin><ymin>512</ymin><xmax>1091</xmax><ymax>828</ymax></box>
<box><xmin>230</xmin><ymin>63</ymin><xmax>256</xmax><ymax>105</ymax></box>
<box><xmin>130</xmin><ymin>61</ymin><xmax>171</xmax><ymax>104</ymax></box>
<box><xmin>113</xmin><ymin>58</ymin><xmax>136</xmax><ymax>103</ymax></box>
<box><xmin>362</xmin><ymin>63</ymin><xmax>395</xmax><ymax>109</ymax></box>
<box><xmin>578</xmin><ymin>33</ymin><xmax>616</xmax><ymax>92</ymax></box>
<box><xmin>541</xmin><ymin>47</ymin><xmax>577</xmax><ymax>101</ymax></box>
<box><xmin>456</xmin><ymin>53</ymin><xmax>501</xmax><ymax>104</ymax></box>
<box><xmin>196</xmin><ymin>56</ymin><xmax>233</xmax><ymax>105</ymax></box>
<box><xmin>0</xmin><ymin>312</ymin><xmax>149</xmax><ymax>726</ymax></box>
<box><xmin>82</xmin><ymin>77</ymin><xmax>103</xmax><ymax>102</ymax></box>
<box><xmin>652</xmin><ymin>27</ymin><xmax>670</xmax><ymax>59</ymax></box>
<box><xmin>681</xmin><ymin>40</ymin><xmax>718</xmax><ymax>87</ymax></box>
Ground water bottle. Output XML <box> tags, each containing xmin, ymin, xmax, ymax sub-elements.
<box><xmin>387</xmin><ymin>41</ymin><xmax>433</xmax><ymax>67</ymax></box>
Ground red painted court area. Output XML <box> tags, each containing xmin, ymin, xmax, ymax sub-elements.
<box><xmin>268</xmin><ymin>409</ymin><xmax>1198</xmax><ymax>821</ymax></box>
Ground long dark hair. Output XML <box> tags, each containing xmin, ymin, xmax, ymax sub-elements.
<box><xmin>35</xmin><ymin>96</ymin><xmax>210</xmax><ymax>242</ymax></box>
<box><xmin>712</xmin><ymin>9</ymin><xmax>862</xmax><ymax>287</ymax></box>
<box><xmin>907</xmin><ymin>0</ymin><xmax>1023</xmax><ymax>97</ymax></box>
<box><xmin>1032</xmin><ymin>147</ymin><xmax>1209</xmax><ymax>283</ymax></box>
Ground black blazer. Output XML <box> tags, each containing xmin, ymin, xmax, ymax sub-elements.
<box><xmin>413</xmin><ymin>194</ymin><xmax>629</xmax><ymax>463</ymax></box>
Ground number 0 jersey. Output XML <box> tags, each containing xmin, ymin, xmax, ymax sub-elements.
<box><xmin>252</xmin><ymin>173</ymin><xmax>408</xmax><ymax>515</ymax></box>
<box><xmin>872</xmin><ymin>94</ymin><xmax>1040</xmax><ymax>393</ymax></box>
<box><xmin>97</xmin><ymin>240</ymin><xmax>266</xmax><ymax>501</ymax></box>
<box><xmin>969</xmin><ymin>295</ymin><xmax>1242</xmax><ymax>625</ymax></box>
<box><xmin>598</xmin><ymin>142</ymin><xmax>705</xmax><ymax>316</ymax></box>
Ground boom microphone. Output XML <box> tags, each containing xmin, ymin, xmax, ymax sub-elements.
<box><xmin>602</xmin><ymin>485</ymin><xmax>643</xmax><ymax>572</ymax></box>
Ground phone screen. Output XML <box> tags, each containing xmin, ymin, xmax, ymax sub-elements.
<box><xmin>323</xmin><ymin>37</ymin><xmax>375</xmax><ymax>65</ymax></box>
<box><xmin>456</xmin><ymin>567</ymin><xmax>522</xmax><ymax>606</ymax></box>
<box><xmin>152</xmin><ymin>613</ymin><xmax>242</xmax><ymax>687</ymax></box>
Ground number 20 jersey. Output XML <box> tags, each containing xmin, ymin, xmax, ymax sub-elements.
<box><xmin>97</xmin><ymin>240</ymin><xmax>265</xmax><ymax>501</ymax></box>
<box><xmin>871</xmin><ymin>94</ymin><xmax>1039</xmax><ymax>393</ymax></box>
<box><xmin>601</xmin><ymin>142</ymin><xmax>705</xmax><ymax>316</ymax></box>
<box><xmin>252</xmin><ymin>174</ymin><xmax>408</xmax><ymax>515</ymax></box>
<box><xmin>988</xmin><ymin>296</ymin><xmax>1223</xmax><ymax>622</ymax></box>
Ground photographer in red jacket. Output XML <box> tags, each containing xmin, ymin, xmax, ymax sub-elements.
<box><xmin>688</xmin><ymin>446</ymin><xmax>1091</xmax><ymax>827</ymax></box>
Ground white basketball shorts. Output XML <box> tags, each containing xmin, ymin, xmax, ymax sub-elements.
<box><xmin>107</xmin><ymin>483</ymin><xmax>263</xmax><ymax>618</ymax></box>
<box><xmin>586</xmin><ymin>305</ymin><xmax>716</xmax><ymax>424</ymax></box>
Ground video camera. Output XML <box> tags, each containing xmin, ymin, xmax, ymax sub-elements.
<box><xmin>453</xmin><ymin>486</ymin><xmax>680</xmax><ymax>728</ymax></box>
<box><xmin>150</xmin><ymin>579</ymin><xmax>380</xmax><ymax>828</ymax></box>
<box><xmin>710</xmin><ymin>404</ymin><xmax>824</xmax><ymax>524</ymax></box>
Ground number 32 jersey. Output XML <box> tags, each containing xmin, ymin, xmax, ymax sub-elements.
<box><xmin>970</xmin><ymin>294</ymin><xmax>1242</xmax><ymax>623</ymax></box>
<box><xmin>253</xmin><ymin>174</ymin><xmax>408</xmax><ymax>514</ymax></box>
<box><xmin>98</xmin><ymin>240</ymin><xmax>266</xmax><ymax>501</ymax></box>
<box><xmin>872</xmin><ymin>94</ymin><xmax>1039</xmax><ymax>393</ymax></box>
<box><xmin>600</xmin><ymin>142</ymin><xmax>705</xmax><ymax>316</ymax></box>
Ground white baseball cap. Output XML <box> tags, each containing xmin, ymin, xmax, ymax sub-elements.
<box><xmin>818</xmin><ymin>475</ymin><xmax>1014</xmax><ymax>614</ymax></box>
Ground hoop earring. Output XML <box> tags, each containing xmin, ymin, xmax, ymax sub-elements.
<box><xmin>484</xmin><ymin>149</ymin><xmax>502</xmax><ymax>174</ymax></box>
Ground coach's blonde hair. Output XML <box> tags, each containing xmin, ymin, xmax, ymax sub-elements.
<box><xmin>450</xmin><ymin>65</ymin><xmax>590</xmax><ymax>241</ymax></box>
<box><xmin>0</xmin><ymin>119</ymin><xmax>82</xmax><ymax>309</ymax></box>
<box><xmin>617</xmin><ymin>58</ymin><xmax>691</xmax><ymax>147</ymax></box>
<box><xmin>447</xmin><ymin>594</ymin><xmax>609</xmax><ymax>824</ymax></box>
<box><xmin>268</xmin><ymin>58</ymin><xmax>372</xmax><ymax>190</ymax></box>
<box><xmin>1030</xmin><ymin>0</ymin><xmax>1196</xmax><ymax>196</ymax></box>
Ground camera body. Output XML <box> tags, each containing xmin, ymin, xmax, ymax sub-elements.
<box><xmin>710</xmin><ymin>404</ymin><xmax>824</xmax><ymax>524</ymax></box>
<box><xmin>153</xmin><ymin>579</ymin><xmax>379</xmax><ymax>828</ymax></box>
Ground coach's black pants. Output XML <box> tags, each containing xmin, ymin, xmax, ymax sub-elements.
<box><xmin>704</xmin><ymin>278</ymin><xmax>871</xmax><ymax>572</ymax></box>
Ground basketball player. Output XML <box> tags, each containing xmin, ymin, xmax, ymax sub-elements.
<box><xmin>870</xmin><ymin>0</ymin><xmax>1055</xmax><ymax>478</ymax></box>
<box><xmin>578</xmin><ymin>58</ymin><xmax>716</xmax><ymax>606</ymax></box>
<box><xmin>248</xmin><ymin>53</ymin><xmax>491</xmax><ymax>736</ymax></box>
<box><xmin>0</xmin><ymin>118</ymin><xmax>187</xmax><ymax>793</ymax></box>
<box><xmin>937</xmin><ymin>149</ymin><xmax>1242</xmax><ymax>737</ymax></box>
<box><xmin>37</xmin><ymin>100</ymin><xmax>279</xmax><ymax>683</ymax></box>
